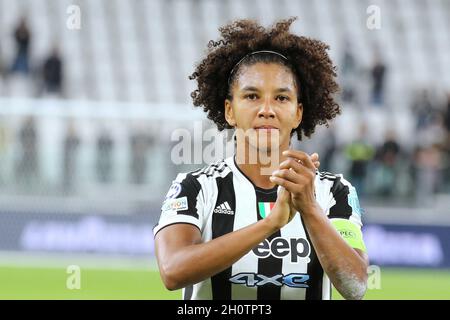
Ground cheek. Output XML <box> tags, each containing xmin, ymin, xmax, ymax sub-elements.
<box><xmin>281</xmin><ymin>106</ymin><xmax>301</xmax><ymax>125</ymax></box>
<box><xmin>231</xmin><ymin>113</ymin><xmax>245</xmax><ymax>129</ymax></box>
<box><xmin>234</xmin><ymin>106</ymin><xmax>257</xmax><ymax>124</ymax></box>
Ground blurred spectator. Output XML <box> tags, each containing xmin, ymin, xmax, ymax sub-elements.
<box><xmin>0</xmin><ymin>117</ymin><xmax>9</xmax><ymax>186</ymax></box>
<box><xmin>340</xmin><ymin>39</ymin><xmax>357</xmax><ymax>103</ymax></box>
<box><xmin>373</xmin><ymin>130</ymin><xmax>401</xmax><ymax>197</ymax></box>
<box><xmin>370</xmin><ymin>50</ymin><xmax>387</xmax><ymax>106</ymax></box>
<box><xmin>62</xmin><ymin>122</ymin><xmax>80</xmax><ymax>193</ymax></box>
<box><xmin>413</xmin><ymin>144</ymin><xmax>444</xmax><ymax>206</ymax></box>
<box><xmin>0</xmin><ymin>39</ymin><xmax>5</xmax><ymax>80</ymax></box>
<box><xmin>418</xmin><ymin>114</ymin><xmax>447</xmax><ymax>149</ymax></box>
<box><xmin>96</xmin><ymin>130</ymin><xmax>114</xmax><ymax>183</ymax></box>
<box><xmin>41</xmin><ymin>47</ymin><xmax>64</xmax><ymax>96</ymax></box>
<box><xmin>444</xmin><ymin>92</ymin><xmax>450</xmax><ymax>134</ymax></box>
<box><xmin>129</xmin><ymin>129</ymin><xmax>154</xmax><ymax>184</ymax></box>
<box><xmin>443</xmin><ymin>95</ymin><xmax>450</xmax><ymax>193</ymax></box>
<box><xmin>10</xmin><ymin>17</ymin><xmax>31</xmax><ymax>75</ymax></box>
<box><xmin>15</xmin><ymin>117</ymin><xmax>39</xmax><ymax>189</ymax></box>
<box><xmin>0</xmin><ymin>42</ymin><xmax>5</xmax><ymax>96</ymax></box>
<box><xmin>344</xmin><ymin>123</ymin><xmax>375</xmax><ymax>196</ymax></box>
<box><xmin>411</xmin><ymin>89</ymin><xmax>438</xmax><ymax>131</ymax></box>
<box><xmin>444</xmin><ymin>93</ymin><xmax>450</xmax><ymax>190</ymax></box>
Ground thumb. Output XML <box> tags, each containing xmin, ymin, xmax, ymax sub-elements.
<box><xmin>276</xmin><ymin>186</ymin><xmax>296</xmax><ymax>216</ymax></box>
<box><xmin>276</xmin><ymin>186</ymin><xmax>290</xmax><ymax>204</ymax></box>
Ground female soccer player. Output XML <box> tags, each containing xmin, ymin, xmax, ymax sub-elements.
<box><xmin>154</xmin><ymin>18</ymin><xmax>369</xmax><ymax>300</ymax></box>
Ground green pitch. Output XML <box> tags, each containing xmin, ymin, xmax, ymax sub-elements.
<box><xmin>0</xmin><ymin>266</ymin><xmax>449</xmax><ymax>300</ymax></box>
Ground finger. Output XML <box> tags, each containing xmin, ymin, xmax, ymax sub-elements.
<box><xmin>270</xmin><ymin>175</ymin><xmax>298</xmax><ymax>194</ymax></box>
<box><xmin>276</xmin><ymin>185</ymin><xmax>290</xmax><ymax>204</ymax></box>
<box><xmin>272</xmin><ymin>168</ymin><xmax>309</xmax><ymax>185</ymax></box>
<box><xmin>279</xmin><ymin>157</ymin><xmax>318</xmax><ymax>176</ymax></box>
<box><xmin>274</xmin><ymin>186</ymin><xmax>297</xmax><ymax>224</ymax></box>
<box><xmin>276</xmin><ymin>186</ymin><xmax>296</xmax><ymax>213</ymax></box>
<box><xmin>284</xmin><ymin>152</ymin><xmax>318</xmax><ymax>167</ymax></box>
<box><xmin>280</xmin><ymin>157</ymin><xmax>320</xmax><ymax>175</ymax></box>
<box><xmin>283</xmin><ymin>150</ymin><xmax>316</xmax><ymax>171</ymax></box>
<box><xmin>285</xmin><ymin>150</ymin><xmax>315</xmax><ymax>170</ymax></box>
<box><xmin>310</xmin><ymin>153</ymin><xmax>319</xmax><ymax>169</ymax></box>
<box><xmin>278</xmin><ymin>158</ymin><xmax>306</xmax><ymax>174</ymax></box>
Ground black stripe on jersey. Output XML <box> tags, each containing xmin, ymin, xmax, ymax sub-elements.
<box><xmin>173</xmin><ymin>173</ymin><xmax>202</xmax><ymax>219</ymax></box>
<box><xmin>317</xmin><ymin>171</ymin><xmax>338</xmax><ymax>181</ymax></box>
<box><xmin>192</xmin><ymin>161</ymin><xmax>228</xmax><ymax>177</ymax></box>
<box><xmin>328</xmin><ymin>176</ymin><xmax>352</xmax><ymax>219</ymax></box>
<box><xmin>184</xmin><ymin>285</ymin><xmax>193</xmax><ymax>300</ymax></box>
<box><xmin>301</xmin><ymin>215</ymin><xmax>324</xmax><ymax>300</ymax></box>
<box><xmin>217</xmin><ymin>161</ymin><xmax>227</xmax><ymax>172</ymax></box>
<box><xmin>211</xmin><ymin>172</ymin><xmax>236</xmax><ymax>300</ymax></box>
<box><xmin>255</xmin><ymin>187</ymin><xmax>282</xmax><ymax>300</ymax></box>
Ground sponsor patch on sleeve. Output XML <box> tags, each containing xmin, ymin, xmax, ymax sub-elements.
<box><xmin>164</xmin><ymin>182</ymin><xmax>182</xmax><ymax>200</ymax></box>
<box><xmin>162</xmin><ymin>196</ymin><xmax>188</xmax><ymax>212</ymax></box>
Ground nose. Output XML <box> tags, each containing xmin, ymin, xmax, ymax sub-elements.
<box><xmin>257</xmin><ymin>98</ymin><xmax>275</xmax><ymax>119</ymax></box>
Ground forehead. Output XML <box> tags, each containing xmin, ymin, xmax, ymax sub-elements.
<box><xmin>234</xmin><ymin>62</ymin><xmax>297</xmax><ymax>90</ymax></box>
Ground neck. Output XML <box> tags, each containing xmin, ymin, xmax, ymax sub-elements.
<box><xmin>235</xmin><ymin>141</ymin><xmax>290</xmax><ymax>189</ymax></box>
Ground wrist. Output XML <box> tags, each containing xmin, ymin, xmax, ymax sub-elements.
<box><xmin>261</xmin><ymin>215</ymin><xmax>281</xmax><ymax>234</ymax></box>
<box><xmin>299</xmin><ymin>201</ymin><xmax>322</xmax><ymax>217</ymax></box>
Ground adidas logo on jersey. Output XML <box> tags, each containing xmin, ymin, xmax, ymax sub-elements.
<box><xmin>214</xmin><ymin>201</ymin><xmax>234</xmax><ymax>215</ymax></box>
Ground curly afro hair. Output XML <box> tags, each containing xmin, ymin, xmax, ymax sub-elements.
<box><xmin>189</xmin><ymin>17</ymin><xmax>340</xmax><ymax>141</ymax></box>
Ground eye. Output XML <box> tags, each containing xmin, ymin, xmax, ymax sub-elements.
<box><xmin>245</xmin><ymin>93</ymin><xmax>258</xmax><ymax>101</ymax></box>
<box><xmin>276</xmin><ymin>95</ymin><xmax>290</xmax><ymax>102</ymax></box>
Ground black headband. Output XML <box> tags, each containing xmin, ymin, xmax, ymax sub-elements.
<box><xmin>227</xmin><ymin>50</ymin><xmax>288</xmax><ymax>86</ymax></box>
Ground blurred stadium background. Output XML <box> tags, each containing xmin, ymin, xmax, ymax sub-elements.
<box><xmin>0</xmin><ymin>0</ymin><xmax>449</xmax><ymax>299</ymax></box>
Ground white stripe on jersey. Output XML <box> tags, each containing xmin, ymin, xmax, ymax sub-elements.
<box><xmin>322</xmin><ymin>273</ymin><xmax>331</xmax><ymax>300</ymax></box>
<box><xmin>229</xmin><ymin>157</ymin><xmax>259</xmax><ymax>299</ymax></box>
<box><xmin>314</xmin><ymin>173</ymin><xmax>335</xmax><ymax>215</ymax></box>
<box><xmin>280</xmin><ymin>213</ymin><xmax>308</xmax><ymax>300</ymax></box>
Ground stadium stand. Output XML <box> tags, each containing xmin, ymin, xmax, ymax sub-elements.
<box><xmin>0</xmin><ymin>0</ymin><xmax>448</xmax><ymax>104</ymax></box>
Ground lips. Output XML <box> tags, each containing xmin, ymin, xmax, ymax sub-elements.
<box><xmin>254</xmin><ymin>125</ymin><xmax>279</xmax><ymax>130</ymax></box>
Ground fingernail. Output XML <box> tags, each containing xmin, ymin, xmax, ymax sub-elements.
<box><xmin>269</xmin><ymin>176</ymin><xmax>275</xmax><ymax>181</ymax></box>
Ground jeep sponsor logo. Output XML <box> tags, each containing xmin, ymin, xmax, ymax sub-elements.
<box><xmin>252</xmin><ymin>237</ymin><xmax>311</xmax><ymax>263</ymax></box>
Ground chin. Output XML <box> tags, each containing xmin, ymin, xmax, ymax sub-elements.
<box><xmin>260</xmin><ymin>140</ymin><xmax>280</xmax><ymax>152</ymax></box>
<box><xmin>250</xmin><ymin>139</ymin><xmax>280</xmax><ymax>156</ymax></box>
<box><xmin>250</xmin><ymin>137</ymin><xmax>281</xmax><ymax>153</ymax></box>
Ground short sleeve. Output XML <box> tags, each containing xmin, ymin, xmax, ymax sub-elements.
<box><xmin>153</xmin><ymin>173</ymin><xmax>204</xmax><ymax>237</ymax></box>
<box><xmin>327</xmin><ymin>175</ymin><xmax>367</xmax><ymax>252</ymax></box>
<box><xmin>328</xmin><ymin>175</ymin><xmax>363</xmax><ymax>226</ymax></box>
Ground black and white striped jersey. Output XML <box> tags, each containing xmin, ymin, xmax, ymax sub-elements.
<box><xmin>153</xmin><ymin>156</ymin><xmax>364</xmax><ymax>300</ymax></box>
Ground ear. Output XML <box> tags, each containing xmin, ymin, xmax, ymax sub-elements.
<box><xmin>225</xmin><ymin>99</ymin><xmax>236</xmax><ymax>127</ymax></box>
<box><xmin>294</xmin><ymin>102</ymin><xmax>303</xmax><ymax>129</ymax></box>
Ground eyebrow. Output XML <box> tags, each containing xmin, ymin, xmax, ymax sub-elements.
<box><xmin>240</xmin><ymin>86</ymin><xmax>293</xmax><ymax>93</ymax></box>
<box><xmin>241</xmin><ymin>86</ymin><xmax>259</xmax><ymax>92</ymax></box>
<box><xmin>275</xmin><ymin>87</ymin><xmax>293</xmax><ymax>93</ymax></box>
